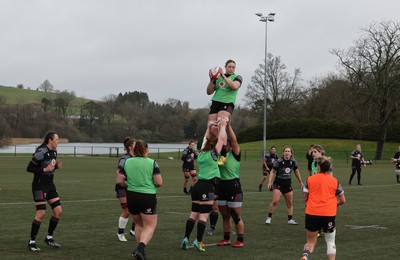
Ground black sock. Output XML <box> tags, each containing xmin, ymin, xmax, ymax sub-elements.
<box><xmin>197</xmin><ymin>220</ymin><xmax>206</xmax><ymax>242</ymax></box>
<box><xmin>137</xmin><ymin>242</ymin><xmax>145</xmax><ymax>253</ymax></box>
<box><xmin>288</xmin><ymin>215</ymin><xmax>293</xmax><ymax>221</ymax></box>
<box><xmin>47</xmin><ymin>216</ymin><xmax>59</xmax><ymax>236</ymax></box>
<box><xmin>210</xmin><ymin>211</ymin><xmax>218</xmax><ymax>229</ymax></box>
<box><xmin>268</xmin><ymin>213</ymin><xmax>272</xmax><ymax>218</ymax></box>
<box><xmin>237</xmin><ymin>233</ymin><xmax>244</xmax><ymax>242</ymax></box>
<box><xmin>223</xmin><ymin>232</ymin><xmax>230</xmax><ymax>241</ymax></box>
<box><xmin>30</xmin><ymin>219</ymin><xmax>41</xmax><ymax>241</ymax></box>
<box><xmin>221</xmin><ymin>146</ymin><xmax>227</xmax><ymax>157</ymax></box>
<box><xmin>184</xmin><ymin>218</ymin><xmax>196</xmax><ymax>238</ymax></box>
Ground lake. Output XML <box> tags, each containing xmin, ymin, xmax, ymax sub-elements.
<box><xmin>0</xmin><ymin>142</ymin><xmax>189</xmax><ymax>156</ymax></box>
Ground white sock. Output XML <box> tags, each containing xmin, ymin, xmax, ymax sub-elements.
<box><xmin>46</xmin><ymin>235</ymin><xmax>53</xmax><ymax>240</ymax></box>
<box><xmin>118</xmin><ymin>216</ymin><xmax>128</xmax><ymax>229</ymax></box>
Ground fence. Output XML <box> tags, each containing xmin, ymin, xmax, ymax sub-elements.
<box><xmin>0</xmin><ymin>144</ymin><xmax>394</xmax><ymax>163</ymax></box>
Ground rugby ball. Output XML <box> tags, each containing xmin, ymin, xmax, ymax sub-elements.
<box><xmin>209</xmin><ymin>66</ymin><xmax>220</xmax><ymax>79</ymax></box>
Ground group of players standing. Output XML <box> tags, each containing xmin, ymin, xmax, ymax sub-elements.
<box><xmin>22</xmin><ymin>59</ymin><xmax>400</xmax><ymax>260</ymax></box>
<box><xmin>180</xmin><ymin>59</ymin><xmax>245</xmax><ymax>252</ymax></box>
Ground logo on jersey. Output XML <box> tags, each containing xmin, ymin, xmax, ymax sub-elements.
<box><xmin>219</xmin><ymin>81</ymin><xmax>226</xmax><ymax>88</ymax></box>
<box><xmin>285</xmin><ymin>167</ymin><xmax>291</xmax><ymax>173</ymax></box>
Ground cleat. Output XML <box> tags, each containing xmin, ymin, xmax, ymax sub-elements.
<box><xmin>182</xmin><ymin>237</ymin><xmax>189</xmax><ymax>250</ymax></box>
<box><xmin>301</xmin><ymin>256</ymin><xmax>308</xmax><ymax>260</ymax></box>
<box><xmin>132</xmin><ymin>249</ymin><xmax>145</xmax><ymax>260</ymax></box>
<box><xmin>28</xmin><ymin>242</ymin><xmax>41</xmax><ymax>252</ymax></box>
<box><xmin>288</xmin><ymin>219</ymin><xmax>298</xmax><ymax>225</ymax></box>
<box><xmin>130</xmin><ymin>229</ymin><xmax>136</xmax><ymax>237</ymax></box>
<box><xmin>207</xmin><ymin>228</ymin><xmax>216</xmax><ymax>236</ymax></box>
<box><xmin>218</xmin><ymin>156</ymin><xmax>226</xmax><ymax>166</ymax></box>
<box><xmin>265</xmin><ymin>217</ymin><xmax>272</xmax><ymax>224</ymax></box>
<box><xmin>232</xmin><ymin>241</ymin><xmax>244</xmax><ymax>248</ymax></box>
<box><xmin>192</xmin><ymin>239</ymin><xmax>205</xmax><ymax>252</ymax></box>
<box><xmin>44</xmin><ymin>238</ymin><xmax>61</xmax><ymax>248</ymax></box>
<box><xmin>217</xmin><ymin>239</ymin><xmax>231</xmax><ymax>246</ymax></box>
<box><xmin>117</xmin><ymin>233</ymin><xmax>128</xmax><ymax>242</ymax></box>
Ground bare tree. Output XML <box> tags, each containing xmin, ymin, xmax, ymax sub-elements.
<box><xmin>331</xmin><ymin>20</ymin><xmax>400</xmax><ymax>159</ymax></box>
<box><xmin>244</xmin><ymin>54</ymin><xmax>304</xmax><ymax>121</ymax></box>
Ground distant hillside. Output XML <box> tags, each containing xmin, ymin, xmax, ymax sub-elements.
<box><xmin>0</xmin><ymin>85</ymin><xmax>95</xmax><ymax>105</ymax></box>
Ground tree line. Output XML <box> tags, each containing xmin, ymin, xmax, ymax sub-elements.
<box><xmin>1</xmin><ymin>21</ymin><xmax>400</xmax><ymax>159</ymax></box>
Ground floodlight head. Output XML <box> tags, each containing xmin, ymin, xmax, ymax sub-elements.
<box><xmin>255</xmin><ymin>13</ymin><xmax>263</xmax><ymax>17</ymax></box>
<box><xmin>267</xmin><ymin>13</ymin><xmax>276</xmax><ymax>22</ymax></box>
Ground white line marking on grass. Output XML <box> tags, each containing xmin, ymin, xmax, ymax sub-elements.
<box><xmin>188</xmin><ymin>242</ymin><xmax>217</xmax><ymax>249</ymax></box>
<box><xmin>1</xmin><ymin>183</ymin><xmax>398</xmax><ymax>206</ymax></box>
<box><xmin>345</xmin><ymin>224</ymin><xmax>388</xmax><ymax>230</ymax></box>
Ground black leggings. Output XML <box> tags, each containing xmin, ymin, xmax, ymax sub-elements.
<box><xmin>349</xmin><ymin>167</ymin><xmax>361</xmax><ymax>184</ymax></box>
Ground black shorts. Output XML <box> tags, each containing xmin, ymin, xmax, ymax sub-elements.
<box><xmin>209</xmin><ymin>101</ymin><xmax>234</xmax><ymax>115</ymax></box>
<box><xmin>126</xmin><ymin>191</ymin><xmax>157</xmax><ymax>215</ymax></box>
<box><xmin>272</xmin><ymin>180</ymin><xmax>293</xmax><ymax>194</ymax></box>
<box><xmin>190</xmin><ymin>179</ymin><xmax>217</xmax><ymax>202</ymax></box>
<box><xmin>182</xmin><ymin>162</ymin><xmax>196</xmax><ymax>172</ymax></box>
<box><xmin>263</xmin><ymin>167</ymin><xmax>270</xmax><ymax>176</ymax></box>
<box><xmin>32</xmin><ymin>188</ymin><xmax>59</xmax><ymax>202</ymax></box>
<box><xmin>305</xmin><ymin>214</ymin><xmax>336</xmax><ymax>233</ymax></box>
<box><xmin>217</xmin><ymin>179</ymin><xmax>243</xmax><ymax>202</ymax></box>
<box><xmin>115</xmin><ymin>184</ymin><xmax>127</xmax><ymax>198</ymax></box>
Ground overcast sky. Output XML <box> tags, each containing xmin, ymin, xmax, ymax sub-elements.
<box><xmin>1</xmin><ymin>0</ymin><xmax>399</xmax><ymax>108</ymax></box>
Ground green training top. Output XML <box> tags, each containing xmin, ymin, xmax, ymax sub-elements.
<box><xmin>124</xmin><ymin>157</ymin><xmax>157</xmax><ymax>194</ymax></box>
<box><xmin>219</xmin><ymin>151</ymin><xmax>240</xmax><ymax>180</ymax></box>
<box><xmin>212</xmin><ymin>74</ymin><xmax>239</xmax><ymax>104</ymax></box>
<box><xmin>311</xmin><ymin>160</ymin><xmax>318</xmax><ymax>175</ymax></box>
<box><xmin>198</xmin><ymin>150</ymin><xmax>220</xmax><ymax>180</ymax></box>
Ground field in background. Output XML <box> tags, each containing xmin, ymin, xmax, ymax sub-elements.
<box><xmin>0</xmin><ymin>155</ymin><xmax>399</xmax><ymax>260</ymax></box>
<box><xmin>0</xmin><ymin>85</ymin><xmax>92</xmax><ymax>105</ymax></box>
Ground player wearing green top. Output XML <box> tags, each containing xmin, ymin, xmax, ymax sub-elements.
<box><xmin>216</xmin><ymin>123</ymin><xmax>244</xmax><ymax>248</ymax></box>
<box><xmin>206</xmin><ymin>59</ymin><xmax>242</xmax><ymax>138</ymax></box>
<box><xmin>310</xmin><ymin>145</ymin><xmax>325</xmax><ymax>175</ymax></box>
<box><xmin>116</xmin><ymin>140</ymin><xmax>162</xmax><ymax>260</ymax></box>
<box><xmin>182</xmin><ymin>117</ymin><xmax>228</xmax><ymax>253</ymax></box>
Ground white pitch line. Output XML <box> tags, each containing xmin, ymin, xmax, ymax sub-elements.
<box><xmin>188</xmin><ymin>242</ymin><xmax>217</xmax><ymax>248</ymax></box>
<box><xmin>1</xmin><ymin>183</ymin><xmax>399</xmax><ymax>206</ymax></box>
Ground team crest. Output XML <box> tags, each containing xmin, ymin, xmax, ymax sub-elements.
<box><xmin>285</xmin><ymin>167</ymin><xmax>291</xmax><ymax>173</ymax></box>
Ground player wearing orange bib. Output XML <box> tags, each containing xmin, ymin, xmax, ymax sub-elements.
<box><xmin>300</xmin><ymin>156</ymin><xmax>346</xmax><ymax>260</ymax></box>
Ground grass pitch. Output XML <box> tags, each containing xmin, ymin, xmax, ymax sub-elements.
<box><xmin>0</xmin><ymin>155</ymin><xmax>399</xmax><ymax>260</ymax></box>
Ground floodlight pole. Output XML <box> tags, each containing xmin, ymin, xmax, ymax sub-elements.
<box><xmin>256</xmin><ymin>12</ymin><xmax>275</xmax><ymax>157</ymax></box>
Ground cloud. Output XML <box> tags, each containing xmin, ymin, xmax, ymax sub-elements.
<box><xmin>1</xmin><ymin>0</ymin><xmax>399</xmax><ymax>108</ymax></box>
